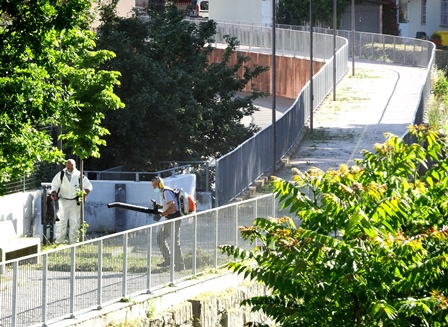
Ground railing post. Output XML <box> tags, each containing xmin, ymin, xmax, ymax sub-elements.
<box><xmin>413</xmin><ymin>41</ymin><xmax>416</xmax><ymax>66</ymax></box>
<box><xmin>235</xmin><ymin>204</ymin><xmax>239</xmax><ymax>248</ymax></box>
<box><xmin>215</xmin><ymin>161</ymin><xmax>220</xmax><ymax>208</ymax></box>
<box><xmin>97</xmin><ymin>240</ymin><xmax>103</xmax><ymax>309</ymax></box>
<box><xmin>206</xmin><ymin>161</ymin><xmax>210</xmax><ymax>192</ymax></box>
<box><xmin>42</xmin><ymin>254</ymin><xmax>48</xmax><ymax>326</ymax></box>
<box><xmin>404</xmin><ymin>42</ymin><xmax>407</xmax><ymax>65</ymax></box>
<box><xmin>170</xmin><ymin>221</ymin><xmax>175</xmax><ymax>282</ymax></box>
<box><xmin>70</xmin><ymin>247</ymin><xmax>76</xmax><ymax>318</ymax></box>
<box><xmin>393</xmin><ymin>37</ymin><xmax>397</xmax><ymax>63</ymax></box>
<box><xmin>193</xmin><ymin>213</ymin><xmax>198</xmax><ymax>275</ymax></box>
<box><xmin>12</xmin><ymin>261</ymin><xmax>18</xmax><ymax>327</ymax></box>
<box><xmin>272</xmin><ymin>193</ymin><xmax>276</xmax><ymax>219</ymax></box>
<box><xmin>254</xmin><ymin>198</ymin><xmax>258</xmax><ymax>248</ymax></box>
<box><xmin>147</xmin><ymin>227</ymin><xmax>152</xmax><ymax>293</ymax></box>
<box><xmin>122</xmin><ymin>234</ymin><xmax>128</xmax><ymax>297</ymax></box>
<box><xmin>214</xmin><ymin>209</ymin><xmax>219</xmax><ymax>268</ymax></box>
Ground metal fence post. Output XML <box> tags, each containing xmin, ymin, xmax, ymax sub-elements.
<box><xmin>70</xmin><ymin>247</ymin><xmax>76</xmax><ymax>318</ymax></box>
<box><xmin>214</xmin><ymin>209</ymin><xmax>219</xmax><ymax>268</ymax></box>
<box><xmin>147</xmin><ymin>227</ymin><xmax>152</xmax><ymax>294</ymax></box>
<box><xmin>122</xmin><ymin>234</ymin><xmax>128</xmax><ymax>297</ymax></box>
<box><xmin>393</xmin><ymin>38</ymin><xmax>396</xmax><ymax>63</ymax></box>
<box><xmin>272</xmin><ymin>193</ymin><xmax>276</xmax><ymax>219</ymax></box>
<box><xmin>215</xmin><ymin>161</ymin><xmax>220</xmax><ymax>208</ymax></box>
<box><xmin>254</xmin><ymin>198</ymin><xmax>258</xmax><ymax>248</ymax></box>
<box><xmin>205</xmin><ymin>161</ymin><xmax>210</xmax><ymax>192</ymax></box>
<box><xmin>42</xmin><ymin>254</ymin><xmax>48</xmax><ymax>326</ymax></box>
<box><xmin>97</xmin><ymin>240</ymin><xmax>103</xmax><ymax>309</ymax></box>
<box><xmin>193</xmin><ymin>214</ymin><xmax>198</xmax><ymax>275</ymax></box>
<box><xmin>235</xmin><ymin>204</ymin><xmax>239</xmax><ymax>248</ymax></box>
<box><xmin>12</xmin><ymin>261</ymin><xmax>18</xmax><ymax>327</ymax></box>
<box><xmin>170</xmin><ymin>221</ymin><xmax>175</xmax><ymax>282</ymax></box>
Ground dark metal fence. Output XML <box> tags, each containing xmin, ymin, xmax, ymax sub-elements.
<box><xmin>212</xmin><ymin>22</ymin><xmax>435</xmax><ymax>206</ymax></box>
<box><xmin>214</xmin><ymin>23</ymin><xmax>349</xmax><ymax>206</ymax></box>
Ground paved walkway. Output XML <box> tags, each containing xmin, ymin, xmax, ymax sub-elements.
<box><xmin>248</xmin><ymin>60</ymin><xmax>428</xmax><ymax>181</ymax></box>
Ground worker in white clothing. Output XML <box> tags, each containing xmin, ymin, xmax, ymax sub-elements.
<box><xmin>50</xmin><ymin>159</ymin><xmax>93</xmax><ymax>244</ymax></box>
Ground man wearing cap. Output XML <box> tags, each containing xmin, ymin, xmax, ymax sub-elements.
<box><xmin>151</xmin><ymin>176</ymin><xmax>185</xmax><ymax>271</ymax></box>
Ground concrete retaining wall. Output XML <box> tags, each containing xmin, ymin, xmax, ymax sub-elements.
<box><xmin>0</xmin><ymin>174</ymin><xmax>199</xmax><ymax>237</ymax></box>
<box><xmin>56</xmin><ymin>272</ymin><xmax>274</xmax><ymax>327</ymax></box>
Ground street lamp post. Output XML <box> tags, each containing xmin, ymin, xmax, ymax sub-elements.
<box><xmin>309</xmin><ymin>0</ymin><xmax>314</xmax><ymax>133</ymax></box>
<box><xmin>271</xmin><ymin>0</ymin><xmax>277</xmax><ymax>175</ymax></box>
<box><xmin>351</xmin><ymin>0</ymin><xmax>355</xmax><ymax>76</ymax></box>
<box><xmin>333</xmin><ymin>0</ymin><xmax>337</xmax><ymax>101</ymax></box>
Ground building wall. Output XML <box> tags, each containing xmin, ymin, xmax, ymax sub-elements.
<box><xmin>0</xmin><ymin>191</ymin><xmax>42</xmax><ymax>238</ymax></box>
<box><xmin>0</xmin><ymin>174</ymin><xmax>197</xmax><ymax>239</ymax></box>
<box><xmin>408</xmin><ymin>0</ymin><xmax>448</xmax><ymax>39</ymax></box>
<box><xmin>209</xmin><ymin>0</ymin><xmax>272</xmax><ymax>25</ymax></box>
<box><xmin>341</xmin><ymin>3</ymin><xmax>382</xmax><ymax>33</ymax></box>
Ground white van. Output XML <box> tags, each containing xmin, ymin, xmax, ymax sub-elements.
<box><xmin>194</xmin><ymin>0</ymin><xmax>209</xmax><ymax>18</ymax></box>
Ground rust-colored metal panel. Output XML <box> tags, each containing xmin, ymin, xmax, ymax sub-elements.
<box><xmin>210</xmin><ymin>48</ymin><xmax>324</xmax><ymax>100</ymax></box>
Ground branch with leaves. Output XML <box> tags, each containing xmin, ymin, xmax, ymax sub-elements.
<box><xmin>221</xmin><ymin>125</ymin><xmax>448</xmax><ymax>326</ymax></box>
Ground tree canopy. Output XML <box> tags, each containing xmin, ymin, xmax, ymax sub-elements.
<box><xmin>90</xmin><ymin>4</ymin><xmax>268</xmax><ymax>170</ymax></box>
<box><xmin>221</xmin><ymin>125</ymin><xmax>448</xmax><ymax>326</ymax></box>
<box><xmin>0</xmin><ymin>0</ymin><xmax>124</xmax><ymax>194</ymax></box>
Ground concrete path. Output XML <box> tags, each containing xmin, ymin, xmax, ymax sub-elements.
<box><xmin>247</xmin><ymin>60</ymin><xmax>428</xmax><ymax>181</ymax></box>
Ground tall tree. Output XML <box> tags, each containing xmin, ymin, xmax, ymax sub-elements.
<box><xmin>0</xmin><ymin>0</ymin><xmax>124</xmax><ymax>194</ymax></box>
<box><xmin>91</xmin><ymin>4</ymin><xmax>268</xmax><ymax>170</ymax></box>
<box><xmin>221</xmin><ymin>125</ymin><xmax>448</xmax><ymax>326</ymax></box>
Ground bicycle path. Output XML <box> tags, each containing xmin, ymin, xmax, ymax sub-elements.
<box><xmin>249</xmin><ymin>60</ymin><xmax>428</xmax><ymax>181</ymax></box>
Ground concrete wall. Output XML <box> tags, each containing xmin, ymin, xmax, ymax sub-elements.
<box><xmin>52</xmin><ymin>272</ymin><xmax>275</xmax><ymax>327</ymax></box>
<box><xmin>0</xmin><ymin>174</ymin><xmax>199</xmax><ymax>238</ymax></box>
<box><xmin>0</xmin><ymin>191</ymin><xmax>42</xmax><ymax>238</ymax></box>
<box><xmin>86</xmin><ymin>174</ymin><xmax>197</xmax><ymax>232</ymax></box>
<box><xmin>210</xmin><ymin>49</ymin><xmax>325</xmax><ymax>100</ymax></box>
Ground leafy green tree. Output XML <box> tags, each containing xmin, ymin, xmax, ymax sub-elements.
<box><xmin>0</xmin><ymin>0</ymin><xmax>124</xmax><ymax>194</ymax></box>
<box><xmin>91</xmin><ymin>4</ymin><xmax>268</xmax><ymax>170</ymax></box>
<box><xmin>221</xmin><ymin>125</ymin><xmax>448</xmax><ymax>326</ymax></box>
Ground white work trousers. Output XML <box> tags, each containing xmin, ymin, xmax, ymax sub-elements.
<box><xmin>55</xmin><ymin>198</ymin><xmax>81</xmax><ymax>244</ymax></box>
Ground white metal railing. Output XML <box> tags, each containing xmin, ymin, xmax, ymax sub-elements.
<box><xmin>212</xmin><ymin>21</ymin><xmax>435</xmax><ymax>206</ymax></box>
<box><xmin>0</xmin><ymin>194</ymin><xmax>277</xmax><ymax>327</ymax></box>
<box><xmin>84</xmin><ymin>165</ymin><xmax>191</xmax><ymax>182</ymax></box>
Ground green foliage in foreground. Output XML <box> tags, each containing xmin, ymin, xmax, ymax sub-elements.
<box><xmin>221</xmin><ymin>125</ymin><xmax>448</xmax><ymax>326</ymax></box>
